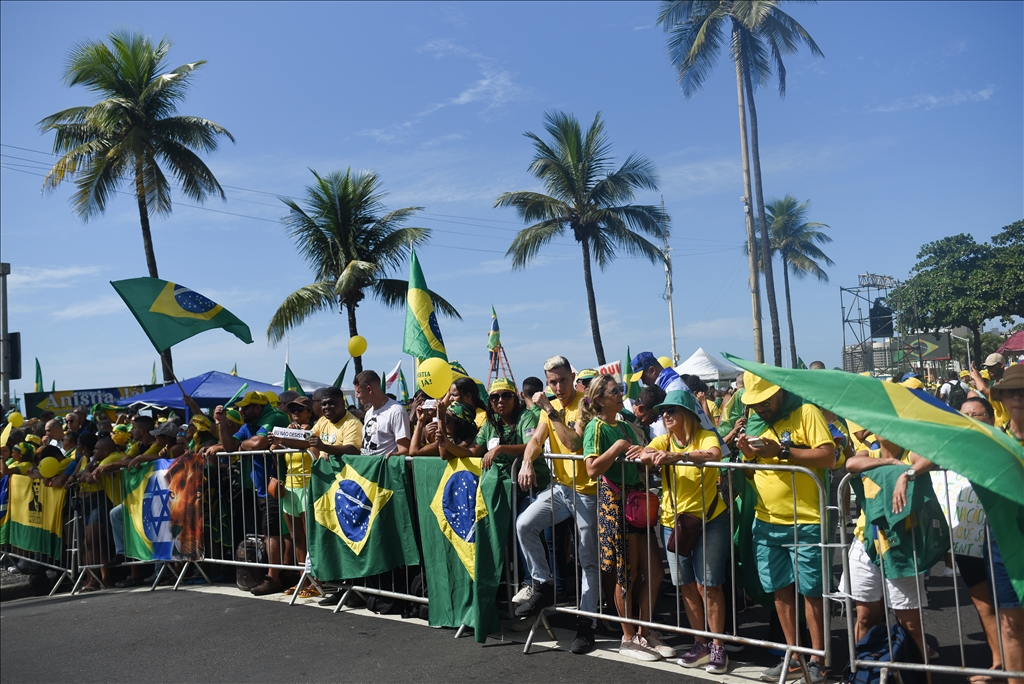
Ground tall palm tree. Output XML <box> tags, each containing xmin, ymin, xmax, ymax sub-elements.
<box><xmin>496</xmin><ymin>111</ymin><xmax>668</xmax><ymax>365</ymax></box>
<box><xmin>658</xmin><ymin>0</ymin><xmax>823</xmax><ymax>366</ymax></box>
<box><xmin>268</xmin><ymin>169</ymin><xmax>460</xmax><ymax>375</ymax></box>
<box><xmin>39</xmin><ymin>30</ymin><xmax>234</xmax><ymax>383</ymax></box>
<box><xmin>765</xmin><ymin>195</ymin><xmax>833</xmax><ymax>368</ymax></box>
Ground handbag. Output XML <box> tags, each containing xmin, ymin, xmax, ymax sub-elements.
<box><xmin>602</xmin><ymin>476</ymin><xmax>660</xmax><ymax>528</ymax></box>
<box><xmin>666</xmin><ymin>492</ymin><xmax>720</xmax><ymax>556</ymax></box>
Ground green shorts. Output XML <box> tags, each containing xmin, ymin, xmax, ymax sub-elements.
<box><xmin>281</xmin><ymin>484</ymin><xmax>308</xmax><ymax>518</ymax></box>
<box><xmin>752</xmin><ymin>518</ymin><xmax>824</xmax><ymax>598</ymax></box>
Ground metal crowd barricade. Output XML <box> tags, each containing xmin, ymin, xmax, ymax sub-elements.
<box><xmin>836</xmin><ymin>470</ymin><xmax>1024</xmax><ymax>682</ymax></box>
<box><xmin>0</xmin><ymin>473</ymin><xmax>76</xmax><ymax>596</ymax></box>
<box><xmin>514</xmin><ymin>452</ymin><xmax>835</xmax><ymax>678</ymax></box>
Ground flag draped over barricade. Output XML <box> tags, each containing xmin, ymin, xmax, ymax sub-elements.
<box><xmin>0</xmin><ymin>475</ymin><xmax>65</xmax><ymax>557</ymax></box>
<box><xmin>123</xmin><ymin>454</ymin><xmax>205</xmax><ymax>561</ymax></box>
<box><xmin>412</xmin><ymin>457</ymin><xmax>509</xmax><ymax>643</ymax></box>
<box><xmin>307</xmin><ymin>455</ymin><xmax>419</xmax><ymax>581</ymax></box>
<box><xmin>724</xmin><ymin>353</ymin><xmax>1024</xmax><ymax>604</ymax></box>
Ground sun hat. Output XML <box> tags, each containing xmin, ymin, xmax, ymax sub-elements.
<box><xmin>990</xmin><ymin>364</ymin><xmax>1024</xmax><ymax>401</ymax></box>
<box><xmin>740</xmin><ymin>371</ymin><xmax>781</xmax><ymax>405</ymax></box>
<box><xmin>286</xmin><ymin>396</ymin><xmax>313</xmax><ymax>411</ymax></box>
<box><xmin>653</xmin><ymin>389</ymin><xmax>698</xmax><ymax>418</ymax></box>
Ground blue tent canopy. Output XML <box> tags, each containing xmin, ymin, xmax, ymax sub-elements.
<box><xmin>116</xmin><ymin>371</ymin><xmax>283</xmax><ymax>411</ymax></box>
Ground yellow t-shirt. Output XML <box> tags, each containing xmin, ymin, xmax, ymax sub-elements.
<box><xmin>853</xmin><ymin>448</ymin><xmax>913</xmax><ymax>543</ymax></box>
<box><xmin>750</xmin><ymin>404</ymin><xmax>835</xmax><ymax>525</ymax></box>
<box><xmin>79</xmin><ymin>453</ymin><xmax>126</xmax><ymax>505</ymax></box>
<box><xmin>474</xmin><ymin>408</ymin><xmax>487</xmax><ymax>429</ymax></box>
<box><xmin>991</xmin><ymin>397</ymin><xmax>1009</xmax><ymax>428</ymax></box>
<box><xmin>538</xmin><ymin>392</ymin><xmax>596</xmax><ymax>495</ymax></box>
<box><xmin>706</xmin><ymin>400</ymin><xmax>721</xmax><ymax>423</ymax></box>
<box><xmin>311</xmin><ymin>413</ymin><xmax>362</xmax><ymax>451</ymax></box>
<box><xmin>650</xmin><ymin>429</ymin><xmax>727</xmax><ymax>528</ymax></box>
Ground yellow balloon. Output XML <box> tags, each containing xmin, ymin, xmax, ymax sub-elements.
<box><xmin>417</xmin><ymin>357</ymin><xmax>453</xmax><ymax>399</ymax></box>
<box><xmin>8</xmin><ymin>411</ymin><xmax>23</xmax><ymax>428</ymax></box>
<box><xmin>38</xmin><ymin>456</ymin><xmax>61</xmax><ymax>479</ymax></box>
<box><xmin>348</xmin><ymin>335</ymin><xmax>368</xmax><ymax>358</ymax></box>
<box><xmin>658</xmin><ymin>356</ymin><xmax>674</xmax><ymax>369</ymax></box>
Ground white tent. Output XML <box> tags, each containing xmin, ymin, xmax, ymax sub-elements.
<box><xmin>674</xmin><ymin>347</ymin><xmax>743</xmax><ymax>382</ymax></box>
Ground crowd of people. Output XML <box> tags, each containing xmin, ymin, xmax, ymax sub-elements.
<box><xmin>1</xmin><ymin>350</ymin><xmax>1022</xmax><ymax>683</ymax></box>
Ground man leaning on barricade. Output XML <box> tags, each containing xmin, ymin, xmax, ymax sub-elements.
<box><xmin>736</xmin><ymin>371</ymin><xmax>836</xmax><ymax>684</ymax></box>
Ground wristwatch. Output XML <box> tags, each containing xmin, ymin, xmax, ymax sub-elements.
<box><xmin>903</xmin><ymin>469</ymin><xmax>917</xmax><ymax>481</ymax></box>
<box><xmin>779</xmin><ymin>445</ymin><xmax>792</xmax><ymax>460</ymax></box>
<box><xmin>546</xmin><ymin>408</ymin><xmax>560</xmax><ymax>422</ymax></box>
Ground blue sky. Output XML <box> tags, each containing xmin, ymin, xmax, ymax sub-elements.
<box><xmin>1</xmin><ymin>1</ymin><xmax>1021</xmax><ymax>400</ymax></box>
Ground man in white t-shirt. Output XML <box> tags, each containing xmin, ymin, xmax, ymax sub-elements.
<box><xmin>354</xmin><ymin>370</ymin><xmax>411</xmax><ymax>456</ymax></box>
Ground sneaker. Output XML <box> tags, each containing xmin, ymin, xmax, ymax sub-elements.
<box><xmin>760</xmin><ymin>656</ymin><xmax>802</xmax><ymax>682</ymax></box>
<box><xmin>706</xmin><ymin>643</ymin><xmax>729</xmax><ymax>674</ymax></box>
<box><xmin>677</xmin><ymin>641</ymin><xmax>711</xmax><ymax>668</ymax></box>
<box><xmin>803</xmin><ymin>659</ymin><xmax>827</xmax><ymax>684</ymax></box>
<box><xmin>644</xmin><ymin>630</ymin><xmax>677</xmax><ymax>658</ymax></box>
<box><xmin>515</xmin><ymin>582</ymin><xmax>554</xmax><ymax>618</ymax></box>
<box><xmin>570</xmin><ymin>619</ymin><xmax>596</xmax><ymax>654</ymax></box>
<box><xmin>104</xmin><ymin>554</ymin><xmax>125</xmax><ymax>568</ymax></box>
<box><xmin>512</xmin><ymin>582</ymin><xmax>534</xmax><ymax>605</ymax></box>
<box><xmin>318</xmin><ymin>591</ymin><xmax>343</xmax><ymax>606</ymax></box>
<box><xmin>250</xmin><ymin>576</ymin><xmax>283</xmax><ymax>596</ymax></box>
<box><xmin>619</xmin><ymin>636</ymin><xmax>661</xmax><ymax>661</ymax></box>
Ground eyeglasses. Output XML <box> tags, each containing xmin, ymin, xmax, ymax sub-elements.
<box><xmin>490</xmin><ymin>392</ymin><xmax>516</xmax><ymax>403</ymax></box>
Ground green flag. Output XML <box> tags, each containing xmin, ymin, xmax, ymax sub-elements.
<box><xmin>797</xmin><ymin>356</ymin><xmax>807</xmax><ymax>370</ymax></box>
<box><xmin>50</xmin><ymin>380</ymin><xmax>55</xmax><ymax>392</ymax></box>
<box><xmin>398</xmin><ymin>368</ymin><xmax>409</xmax><ymax>403</ymax></box>
<box><xmin>230</xmin><ymin>363</ymin><xmax>238</xmax><ymax>376</ymax></box>
<box><xmin>307</xmin><ymin>455</ymin><xmax>419</xmax><ymax>581</ymax></box>
<box><xmin>412</xmin><ymin>457</ymin><xmax>510</xmax><ymax>643</ymax></box>
<box><xmin>624</xmin><ymin>346</ymin><xmax>640</xmax><ymax>400</ymax></box>
<box><xmin>283</xmin><ymin>363</ymin><xmax>305</xmax><ymax>396</ymax></box>
<box><xmin>332</xmin><ymin>359</ymin><xmax>350</xmax><ymax>389</ymax></box>
<box><xmin>723</xmin><ymin>353</ymin><xmax>1024</xmax><ymax>603</ymax></box>
<box><xmin>110</xmin><ymin>277</ymin><xmax>253</xmax><ymax>353</ymax></box>
<box><xmin>151</xmin><ymin>361</ymin><xmax>157</xmax><ymax>384</ymax></box>
<box><xmin>34</xmin><ymin>359</ymin><xmax>42</xmax><ymax>393</ymax></box>
<box><xmin>487</xmin><ymin>305</ymin><xmax>500</xmax><ymax>351</ymax></box>
<box><xmin>402</xmin><ymin>250</ymin><xmax>447</xmax><ymax>361</ymax></box>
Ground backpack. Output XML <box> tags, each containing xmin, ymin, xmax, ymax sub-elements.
<box><xmin>846</xmin><ymin>624</ymin><xmax>920</xmax><ymax>684</ymax></box>
<box><xmin>235</xmin><ymin>534</ymin><xmax>267</xmax><ymax>591</ymax></box>
<box><xmin>946</xmin><ymin>382</ymin><xmax>967</xmax><ymax>410</ymax></box>
<box><xmin>402</xmin><ymin>569</ymin><xmax>429</xmax><ymax>621</ymax></box>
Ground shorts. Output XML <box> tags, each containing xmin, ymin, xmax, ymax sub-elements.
<box><xmin>661</xmin><ymin>512</ymin><xmax>731</xmax><ymax>587</ymax></box>
<box><xmin>841</xmin><ymin>540</ymin><xmax>927</xmax><ymax>610</ymax></box>
<box><xmin>281</xmin><ymin>485</ymin><xmax>308</xmax><ymax>518</ymax></box>
<box><xmin>81</xmin><ymin>493</ymin><xmax>112</xmax><ymax>526</ymax></box>
<box><xmin>954</xmin><ymin>554</ymin><xmax>988</xmax><ymax>589</ymax></box>
<box><xmin>257</xmin><ymin>496</ymin><xmax>282</xmax><ymax>537</ymax></box>
<box><xmin>986</xmin><ymin>536</ymin><xmax>1021</xmax><ymax>609</ymax></box>
<box><xmin>752</xmin><ymin>518</ymin><xmax>824</xmax><ymax>598</ymax></box>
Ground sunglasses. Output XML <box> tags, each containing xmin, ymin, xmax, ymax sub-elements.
<box><xmin>490</xmin><ymin>392</ymin><xmax>516</xmax><ymax>403</ymax></box>
<box><xmin>604</xmin><ymin>387</ymin><xmax>622</xmax><ymax>397</ymax></box>
<box><xmin>661</xmin><ymin>406</ymin><xmax>679</xmax><ymax>416</ymax></box>
<box><xmin>578</xmin><ymin>378</ymin><xmax>593</xmax><ymax>387</ymax></box>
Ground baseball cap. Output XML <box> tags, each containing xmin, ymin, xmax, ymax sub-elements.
<box><xmin>235</xmin><ymin>391</ymin><xmax>269</xmax><ymax>408</ymax></box>
<box><xmin>901</xmin><ymin>377</ymin><xmax>925</xmax><ymax>390</ymax></box>
<box><xmin>959</xmin><ymin>370</ymin><xmax>970</xmax><ymax>378</ymax></box>
<box><xmin>151</xmin><ymin>421</ymin><xmax>179</xmax><ymax>438</ymax></box>
<box><xmin>740</xmin><ymin>371</ymin><xmax>781</xmax><ymax>405</ymax></box>
<box><xmin>628</xmin><ymin>352</ymin><xmax>660</xmax><ymax>382</ymax></box>
<box><xmin>984</xmin><ymin>353</ymin><xmax>1005</xmax><ymax>367</ymax></box>
<box><xmin>900</xmin><ymin>372</ymin><xmax>920</xmax><ymax>382</ymax></box>
<box><xmin>576</xmin><ymin>369</ymin><xmax>598</xmax><ymax>382</ymax></box>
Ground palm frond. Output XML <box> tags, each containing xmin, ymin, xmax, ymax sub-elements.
<box><xmin>266</xmin><ymin>281</ymin><xmax>339</xmax><ymax>345</ymax></box>
<box><xmin>505</xmin><ymin>219</ymin><xmax>567</xmax><ymax>270</ymax></box>
<box><xmin>371</xmin><ymin>279</ymin><xmax>462</xmax><ymax>319</ymax></box>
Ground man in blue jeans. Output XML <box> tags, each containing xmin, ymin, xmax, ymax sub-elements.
<box><xmin>515</xmin><ymin>355</ymin><xmax>598</xmax><ymax>655</ymax></box>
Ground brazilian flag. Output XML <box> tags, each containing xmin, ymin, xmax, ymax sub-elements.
<box><xmin>111</xmin><ymin>277</ymin><xmax>253</xmax><ymax>353</ymax></box>
<box><xmin>402</xmin><ymin>249</ymin><xmax>447</xmax><ymax>361</ymax></box>
<box><xmin>724</xmin><ymin>353</ymin><xmax>1024</xmax><ymax>603</ymax></box>
<box><xmin>413</xmin><ymin>457</ymin><xmax>510</xmax><ymax>643</ymax></box>
<box><xmin>283</xmin><ymin>363</ymin><xmax>305</xmax><ymax>396</ymax></box>
<box><xmin>307</xmin><ymin>455</ymin><xmax>419</xmax><ymax>581</ymax></box>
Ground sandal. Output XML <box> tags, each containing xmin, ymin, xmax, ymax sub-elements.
<box><xmin>968</xmin><ymin>666</ymin><xmax>1004</xmax><ymax>683</ymax></box>
<box><xmin>297</xmin><ymin>586</ymin><xmax>322</xmax><ymax>599</ymax></box>
<box><xmin>284</xmin><ymin>585</ymin><xmax>298</xmax><ymax>596</ymax></box>
<box><xmin>79</xmin><ymin>583</ymin><xmax>102</xmax><ymax>593</ymax></box>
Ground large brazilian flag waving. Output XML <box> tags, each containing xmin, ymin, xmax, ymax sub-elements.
<box><xmin>110</xmin><ymin>277</ymin><xmax>253</xmax><ymax>353</ymax></box>
<box><xmin>402</xmin><ymin>249</ymin><xmax>447</xmax><ymax>361</ymax></box>
<box><xmin>123</xmin><ymin>454</ymin><xmax>204</xmax><ymax>561</ymax></box>
<box><xmin>413</xmin><ymin>457</ymin><xmax>510</xmax><ymax>643</ymax></box>
<box><xmin>307</xmin><ymin>455</ymin><xmax>419</xmax><ymax>581</ymax></box>
<box><xmin>724</xmin><ymin>354</ymin><xmax>1024</xmax><ymax>603</ymax></box>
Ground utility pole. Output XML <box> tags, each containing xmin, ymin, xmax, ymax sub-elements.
<box><xmin>1</xmin><ymin>262</ymin><xmax>10</xmax><ymax>409</ymax></box>
<box><xmin>662</xmin><ymin>197</ymin><xmax>679</xmax><ymax>365</ymax></box>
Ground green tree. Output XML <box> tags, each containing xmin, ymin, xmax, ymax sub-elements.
<box><xmin>658</xmin><ymin>0</ymin><xmax>823</xmax><ymax>366</ymax></box>
<box><xmin>495</xmin><ymin>111</ymin><xmax>668</xmax><ymax>365</ymax></box>
<box><xmin>268</xmin><ymin>169</ymin><xmax>460</xmax><ymax>375</ymax></box>
<box><xmin>990</xmin><ymin>219</ymin><xmax>1024</xmax><ymax>326</ymax></box>
<box><xmin>765</xmin><ymin>195</ymin><xmax>833</xmax><ymax>368</ymax></box>
<box><xmin>39</xmin><ymin>30</ymin><xmax>234</xmax><ymax>383</ymax></box>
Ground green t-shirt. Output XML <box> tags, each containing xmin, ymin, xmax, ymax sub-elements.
<box><xmin>583</xmin><ymin>417</ymin><xmax>642</xmax><ymax>486</ymax></box>
<box><xmin>475</xmin><ymin>409</ymin><xmax>550</xmax><ymax>489</ymax></box>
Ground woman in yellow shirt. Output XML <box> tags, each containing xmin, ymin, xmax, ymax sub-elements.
<box><xmin>639</xmin><ymin>389</ymin><xmax>730</xmax><ymax>675</ymax></box>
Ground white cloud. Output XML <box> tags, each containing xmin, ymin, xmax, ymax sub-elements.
<box><xmin>357</xmin><ymin>121</ymin><xmax>415</xmax><ymax>144</ymax></box>
<box><xmin>416</xmin><ymin>39</ymin><xmax>530</xmax><ymax>116</ymax></box>
<box><xmin>867</xmin><ymin>86</ymin><xmax>995</xmax><ymax>113</ymax></box>
<box><xmin>7</xmin><ymin>265</ymin><xmax>105</xmax><ymax>292</ymax></box>
<box><xmin>48</xmin><ymin>295</ymin><xmax>124</xmax><ymax>320</ymax></box>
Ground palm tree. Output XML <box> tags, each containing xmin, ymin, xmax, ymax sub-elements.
<box><xmin>39</xmin><ymin>30</ymin><xmax>234</xmax><ymax>383</ymax></box>
<box><xmin>764</xmin><ymin>195</ymin><xmax>833</xmax><ymax>368</ymax></box>
<box><xmin>268</xmin><ymin>169</ymin><xmax>461</xmax><ymax>375</ymax></box>
<box><xmin>658</xmin><ymin>0</ymin><xmax>823</xmax><ymax>366</ymax></box>
<box><xmin>496</xmin><ymin>111</ymin><xmax>668</xmax><ymax>365</ymax></box>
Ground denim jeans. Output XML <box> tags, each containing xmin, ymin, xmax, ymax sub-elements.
<box><xmin>109</xmin><ymin>504</ymin><xmax>125</xmax><ymax>556</ymax></box>
<box><xmin>516</xmin><ymin>482</ymin><xmax>598</xmax><ymax>613</ymax></box>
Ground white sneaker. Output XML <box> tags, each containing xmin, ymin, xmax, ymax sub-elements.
<box><xmin>644</xmin><ymin>630</ymin><xmax>677</xmax><ymax>658</ymax></box>
<box><xmin>619</xmin><ymin>635</ymin><xmax>662</xmax><ymax>661</ymax></box>
<box><xmin>512</xmin><ymin>583</ymin><xmax>534</xmax><ymax>605</ymax></box>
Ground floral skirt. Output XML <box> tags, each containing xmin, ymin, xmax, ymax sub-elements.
<box><xmin>598</xmin><ymin>481</ymin><xmax>648</xmax><ymax>591</ymax></box>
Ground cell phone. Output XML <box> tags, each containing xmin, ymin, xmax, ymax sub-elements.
<box><xmin>747</xmin><ymin>437</ymin><xmax>765</xmax><ymax>448</ymax></box>
<box><xmin>422</xmin><ymin>399</ymin><xmax>437</xmax><ymax>410</ymax></box>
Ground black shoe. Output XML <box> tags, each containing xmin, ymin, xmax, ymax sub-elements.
<box><xmin>570</xmin><ymin>619</ymin><xmax>596</xmax><ymax>654</ymax></box>
<box><xmin>105</xmin><ymin>554</ymin><xmax>125</xmax><ymax>568</ymax></box>
<box><xmin>514</xmin><ymin>582</ymin><xmax>554</xmax><ymax>618</ymax></box>
<box><xmin>319</xmin><ymin>591</ymin><xmax>343</xmax><ymax>606</ymax></box>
